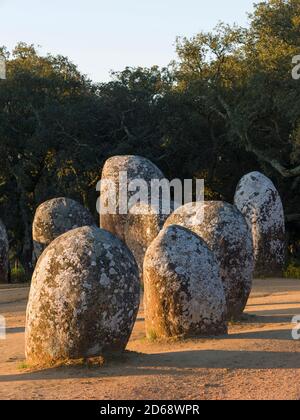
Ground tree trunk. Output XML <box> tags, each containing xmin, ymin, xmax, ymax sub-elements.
<box><xmin>19</xmin><ymin>199</ymin><xmax>33</xmax><ymax>279</ymax></box>
<box><xmin>15</xmin><ymin>180</ymin><xmax>34</xmax><ymax>280</ymax></box>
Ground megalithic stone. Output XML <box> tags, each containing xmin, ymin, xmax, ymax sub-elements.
<box><xmin>144</xmin><ymin>225</ymin><xmax>228</xmax><ymax>340</ymax></box>
<box><xmin>32</xmin><ymin>197</ymin><xmax>96</xmax><ymax>264</ymax></box>
<box><xmin>99</xmin><ymin>155</ymin><xmax>165</xmax><ymax>242</ymax></box>
<box><xmin>164</xmin><ymin>201</ymin><xmax>254</xmax><ymax>320</ymax></box>
<box><xmin>124</xmin><ymin>199</ymin><xmax>174</xmax><ymax>282</ymax></box>
<box><xmin>26</xmin><ymin>226</ymin><xmax>140</xmax><ymax>366</ymax></box>
<box><xmin>234</xmin><ymin>172</ymin><xmax>285</xmax><ymax>277</ymax></box>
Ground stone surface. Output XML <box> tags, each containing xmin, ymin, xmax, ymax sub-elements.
<box><xmin>164</xmin><ymin>202</ymin><xmax>254</xmax><ymax>319</ymax></box>
<box><xmin>124</xmin><ymin>200</ymin><xmax>174</xmax><ymax>280</ymax></box>
<box><xmin>32</xmin><ymin>197</ymin><xmax>95</xmax><ymax>263</ymax></box>
<box><xmin>0</xmin><ymin>220</ymin><xmax>9</xmax><ymax>283</ymax></box>
<box><xmin>234</xmin><ymin>172</ymin><xmax>286</xmax><ymax>277</ymax></box>
<box><xmin>144</xmin><ymin>225</ymin><xmax>227</xmax><ymax>339</ymax></box>
<box><xmin>26</xmin><ymin>226</ymin><xmax>140</xmax><ymax>365</ymax></box>
<box><xmin>100</xmin><ymin>155</ymin><xmax>165</xmax><ymax>242</ymax></box>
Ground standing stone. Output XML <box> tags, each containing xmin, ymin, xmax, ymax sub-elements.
<box><xmin>124</xmin><ymin>200</ymin><xmax>174</xmax><ymax>280</ymax></box>
<box><xmin>144</xmin><ymin>225</ymin><xmax>227</xmax><ymax>339</ymax></box>
<box><xmin>0</xmin><ymin>220</ymin><xmax>9</xmax><ymax>283</ymax></box>
<box><xmin>164</xmin><ymin>202</ymin><xmax>254</xmax><ymax>319</ymax></box>
<box><xmin>0</xmin><ymin>55</ymin><xmax>6</xmax><ymax>80</ymax></box>
<box><xmin>234</xmin><ymin>172</ymin><xmax>286</xmax><ymax>277</ymax></box>
<box><xmin>32</xmin><ymin>197</ymin><xmax>95</xmax><ymax>263</ymax></box>
<box><xmin>100</xmin><ymin>155</ymin><xmax>165</xmax><ymax>242</ymax></box>
<box><xmin>26</xmin><ymin>226</ymin><xmax>140</xmax><ymax>365</ymax></box>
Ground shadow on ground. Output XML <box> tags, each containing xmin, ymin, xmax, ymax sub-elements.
<box><xmin>0</xmin><ymin>343</ymin><xmax>299</xmax><ymax>384</ymax></box>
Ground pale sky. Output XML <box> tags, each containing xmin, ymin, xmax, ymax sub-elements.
<box><xmin>0</xmin><ymin>0</ymin><xmax>255</xmax><ymax>82</ymax></box>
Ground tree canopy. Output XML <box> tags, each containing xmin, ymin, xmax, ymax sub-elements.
<box><xmin>1</xmin><ymin>0</ymin><xmax>300</xmax><ymax>277</ymax></box>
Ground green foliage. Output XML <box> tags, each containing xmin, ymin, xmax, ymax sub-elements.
<box><xmin>284</xmin><ymin>260</ymin><xmax>300</xmax><ymax>279</ymax></box>
<box><xmin>18</xmin><ymin>361</ymin><xmax>30</xmax><ymax>371</ymax></box>
<box><xmin>10</xmin><ymin>266</ymin><xmax>29</xmax><ymax>284</ymax></box>
<box><xmin>0</xmin><ymin>43</ymin><xmax>103</xmax><ymax>273</ymax></box>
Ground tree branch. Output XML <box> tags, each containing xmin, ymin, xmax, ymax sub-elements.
<box><xmin>216</xmin><ymin>95</ymin><xmax>300</xmax><ymax>178</ymax></box>
<box><xmin>245</xmin><ymin>143</ymin><xmax>300</xmax><ymax>178</ymax></box>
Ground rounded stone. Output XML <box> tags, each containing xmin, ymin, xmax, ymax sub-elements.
<box><xmin>124</xmin><ymin>200</ymin><xmax>174</xmax><ymax>280</ymax></box>
<box><xmin>234</xmin><ymin>172</ymin><xmax>286</xmax><ymax>277</ymax></box>
<box><xmin>32</xmin><ymin>197</ymin><xmax>95</xmax><ymax>262</ymax></box>
<box><xmin>164</xmin><ymin>202</ymin><xmax>254</xmax><ymax>319</ymax></box>
<box><xmin>144</xmin><ymin>225</ymin><xmax>227</xmax><ymax>339</ymax></box>
<box><xmin>100</xmin><ymin>155</ymin><xmax>165</xmax><ymax>242</ymax></box>
<box><xmin>0</xmin><ymin>220</ymin><xmax>9</xmax><ymax>283</ymax></box>
<box><xmin>26</xmin><ymin>226</ymin><xmax>140</xmax><ymax>365</ymax></box>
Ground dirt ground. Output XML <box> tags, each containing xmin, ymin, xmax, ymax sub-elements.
<box><xmin>0</xmin><ymin>278</ymin><xmax>300</xmax><ymax>400</ymax></box>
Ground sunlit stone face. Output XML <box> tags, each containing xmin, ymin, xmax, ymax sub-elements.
<box><xmin>164</xmin><ymin>201</ymin><xmax>254</xmax><ymax>320</ymax></box>
<box><xmin>144</xmin><ymin>225</ymin><xmax>228</xmax><ymax>340</ymax></box>
<box><xmin>0</xmin><ymin>56</ymin><xmax>6</xmax><ymax>80</ymax></box>
<box><xmin>26</xmin><ymin>226</ymin><xmax>140</xmax><ymax>365</ymax></box>
<box><xmin>234</xmin><ymin>171</ymin><xmax>286</xmax><ymax>277</ymax></box>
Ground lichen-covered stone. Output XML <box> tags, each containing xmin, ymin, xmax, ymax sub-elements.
<box><xmin>124</xmin><ymin>200</ymin><xmax>174</xmax><ymax>280</ymax></box>
<box><xmin>144</xmin><ymin>225</ymin><xmax>227</xmax><ymax>339</ymax></box>
<box><xmin>0</xmin><ymin>220</ymin><xmax>9</xmax><ymax>283</ymax></box>
<box><xmin>26</xmin><ymin>226</ymin><xmax>140</xmax><ymax>365</ymax></box>
<box><xmin>164</xmin><ymin>202</ymin><xmax>254</xmax><ymax>319</ymax></box>
<box><xmin>100</xmin><ymin>155</ymin><xmax>164</xmax><ymax>242</ymax></box>
<box><xmin>32</xmin><ymin>197</ymin><xmax>95</xmax><ymax>263</ymax></box>
<box><xmin>234</xmin><ymin>172</ymin><xmax>286</xmax><ymax>277</ymax></box>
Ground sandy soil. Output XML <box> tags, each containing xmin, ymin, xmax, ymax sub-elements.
<box><xmin>0</xmin><ymin>279</ymin><xmax>300</xmax><ymax>400</ymax></box>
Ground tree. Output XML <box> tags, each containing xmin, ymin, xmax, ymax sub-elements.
<box><xmin>172</xmin><ymin>0</ymin><xmax>300</xmax><ymax>219</ymax></box>
<box><xmin>1</xmin><ymin>1</ymin><xmax>300</xmax><ymax>279</ymax></box>
<box><xmin>0</xmin><ymin>43</ymin><xmax>101</xmax><ymax>275</ymax></box>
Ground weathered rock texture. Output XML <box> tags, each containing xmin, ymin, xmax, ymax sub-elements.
<box><xmin>144</xmin><ymin>225</ymin><xmax>227</xmax><ymax>339</ymax></box>
<box><xmin>26</xmin><ymin>226</ymin><xmax>140</xmax><ymax>365</ymax></box>
<box><xmin>124</xmin><ymin>200</ymin><xmax>174</xmax><ymax>279</ymax></box>
<box><xmin>234</xmin><ymin>172</ymin><xmax>286</xmax><ymax>277</ymax></box>
<box><xmin>0</xmin><ymin>220</ymin><xmax>9</xmax><ymax>283</ymax></box>
<box><xmin>100</xmin><ymin>155</ymin><xmax>164</xmax><ymax>242</ymax></box>
<box><xmin>164</xmin><ymin>202</ymin><xmax>254</xmax><ymax>319</ymax></box>
<box><xmin>32</xmin><ymin>197</ymin><xmax>95</xmax><ymax>263</ymax></box>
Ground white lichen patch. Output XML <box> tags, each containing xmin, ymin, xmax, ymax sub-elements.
<box><xmin>25</xmin><ymin>226</ymin><xmax>140</xmax><ymax>365</ymax></box>
<box><xmin>143</xmin><ymin>225</ymin><xmax>228</xmax><ymax>339</ymax></box>
<box><xmin>164</xmin><ymin>201</ymin><xmax>254</xmax><ymax>320</ymax></box>
<box><xmin>234</xmin><ymin>172</ymin><xmax>285</xmax><ymax>277</ymax></box>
